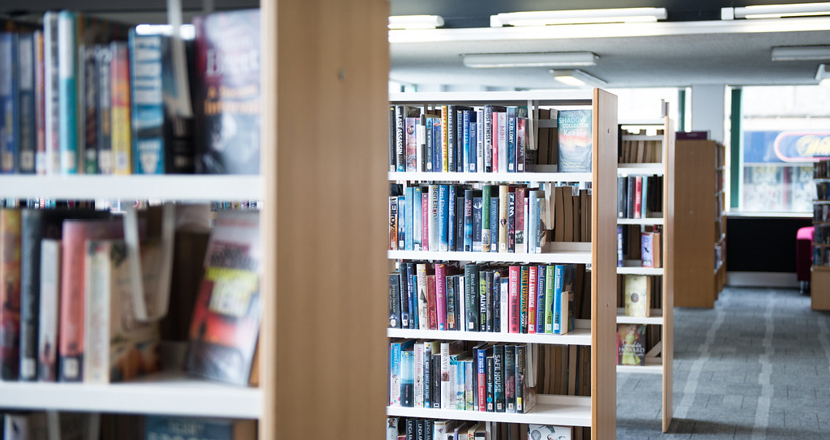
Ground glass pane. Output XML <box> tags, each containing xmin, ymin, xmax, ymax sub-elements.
<box><xmin>742</xmin><ymin>165</ymin><xmax>783</xmax><ymax>212</ymax></box>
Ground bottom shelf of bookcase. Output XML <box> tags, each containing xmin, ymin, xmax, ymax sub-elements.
<box><xmin>0</xmin><ymin>371</ymin><xmax>262</xmax><ymax>419</ymax></box>
<box><xmin>386</xmin><ymin>394</ymin><xmax>591</xmax><ymax>427</ymax></box>
<box><xmin>616</xmin><ymin>356</ymin><xmax>662</xmax><ymax>374</ymax></box>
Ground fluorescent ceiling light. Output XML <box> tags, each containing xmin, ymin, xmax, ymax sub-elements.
<box><xmin>771</xmin><ymin>46</ymin><xmax>830</xmax><ymax>61</ymax></box>
<box><xmin>491</xmin><ymin>8</ymin><xmax>667</xmax><ymax>27</ymax></box>
<box><xmin>551</xmin><ymin>69</ymin><xmax>606</xmax><ymax>87</ymax></box>
<box><xmin>817</xmin><ymin>64</ymin><xmax>830</xmax><ymax>86</ymax></box>
<box><xmin>462</xmin><ymin>52</ymin><xmax>598</xmax><ymax>68</ymax></box>
<box><xmin>727</xmin><ymin>2</ymin><xmax>830</xmax><ymax>19</ymax></box>
<box><xmin>389</xmin><ymin>15</ymin><xmax>444</xmax><ymax>30</ymax></box>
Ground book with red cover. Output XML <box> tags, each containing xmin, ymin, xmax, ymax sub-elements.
<box><xmin>186</xmin><ymin>210</ymin><xmax>261</xmax><ymax>385</ymax></box>
<box><xmin>435</xmin><ymin>263</ymin><xmax>447</xmax><ymax>331</ymax></box>
<box><xmin>58</xmin><ymin>218</ymin><xmax>123</xmax><ymax>382</ymax></box>
<box><xmin>527</xmin><ymin>266</ymin><xmax>537</xmax><ymax>334</ymax></box>
<box><xmin>634</xmin><ymin>176</ymin><xmax>643</xmax><ymax>220</ymax></box>
<box><xmin>508</xmin><ymin>266</ymin><xmax>519</xmax><ymax>333</ymax></box>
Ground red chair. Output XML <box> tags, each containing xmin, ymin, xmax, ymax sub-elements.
<box><xmin>797</xmin><ymin>226</ymin><xmax>815</xmax><ymax>294</ymax></box>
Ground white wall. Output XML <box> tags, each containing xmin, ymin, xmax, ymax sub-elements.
<box><xmin>691</xmin><ymin>84</ymin><xmax>726</xmax><ymax>144</ymax></box>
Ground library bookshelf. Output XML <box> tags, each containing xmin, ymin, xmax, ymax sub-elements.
<box><xmin>0</xmin><ymin>0</ymin><xmax>391</xmax><ymax>439</ymax></box>
<box><xmin>388</xmin><ymin>89</ymin><xmax>618</xmax><ymax>439</ymax></box>
<box><xmin>812</xmin><ymin>159</ymin><xmax>830</xmax><ymax>311</ymax></box>
<box><xmin>616</xmin><ymin>117</ymin><xmax>675</xmax><ymax>432</ymax></box>
<box><xmin>673</xmin><ymin>139</ymin><xmax>726</xmax><ymax>309</ymax></box>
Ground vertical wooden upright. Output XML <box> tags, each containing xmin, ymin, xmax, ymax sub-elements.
<box><xmin>592</xmin><ymin>89</ymin><xmax>618</xmax><ymax>440</ymax></box>
<box><xmin>260</xmin><ymin>1</ymin><xmax>389</xmax><ymax>439</ymax></box>
<box><xmin>673</xmin><ymin>140</ymin><xmax>717</xmax><ymax>308</ymax></box>
<box><xmin>662</xmin><ymin>119</ymin><xmax>675</xmax><ymax>432</ymax></box>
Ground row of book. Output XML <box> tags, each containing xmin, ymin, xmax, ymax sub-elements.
<box><xmin>389</xmin><ymin>105</ymin><xmax>592</xmax><ymax>174</ymax></box>
<box><xmin>814</xmin><ymin>203</ymin><xmax>830</xmax><ymax>223</ymax></box>
<box><xmin>0</xmin><ymin>8</ymin><xmax>259</xmax><ymax>176</ymax></box>
<box><xmin>815</xmin><ymin>225</ymin><xmax>830</xmax><ymax>245</ymax></box>
<box><xmin>0</xmin><ymin>412</ymin><xmax>255</xmax><ymax>440</ymax></box>
<box><xmin>616</xmin><ymin>175</ymin><xmax>663</xmax><ymax>220</ymax></box>
<box><xmin>815</xmin><ymin>160</ymin><xmax>830</xmax><ymax>179</ymax></box>
<box><xmin>389</xmin><ymin>340</ymin><xmax>536</xmax><ymax>414</ymax></box>
<box><xmin>618</xmin><ymin>131</ymin><xmax>664</xmax><ymax>164</ymax></box>
<box><xmin>389</xmin><ymin>183</ymin><xmax>592</xmax><ymax>254</ymax></box>
<box><xmin>813</xmin><ymin>246</ymin><xmax>830</xmax><ymax>267</ymax></box>
<box><xmin>0</xmin><ymin>207</ymin><xmax>261</xmax><ymax>387</ymax></box>
<box><xmin>387</xmin><ymin>418</ymin><xmax>573</xmax><ymax>440</ymax></box>
<box><xmin>817</xmin><ymin>182</ymin><xmax>830</xmax><ymax>201</ymax></box>
<box><xmin>616</xmin><ymin>225</ymin><xmax>663</xmax><ymax>268</ymax></box>
<box><xmin>389</xmin><ymin>263</ymin><xmax>586</xmax><ymax>335</ymax></box>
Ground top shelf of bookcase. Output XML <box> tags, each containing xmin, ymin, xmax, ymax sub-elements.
<box><xmin>389</xmin><ymin>90</ymin><xmax>594</xmax><ymax>106</ymax></box>
<box><xmin>619</xmin><ymin>119</ymin><xmax>667</xmax><ymax>126</ymax></box>
<box><xmin>0</xmin><ymin>175</ymin><xmax>261</xmax><ymax>201</ymax></box>
<box><xmin>389</xmin><ymin>172</ymin><xmax>592</xmax><ymax>183</ymax></box>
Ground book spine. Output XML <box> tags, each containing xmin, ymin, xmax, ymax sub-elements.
<box><xmin>438</xmin><ymin>185</ymin><xmax>449</xmax><ymax>252</ymax></box>
<box><xmin>527</xmin><ymin>266</ymin><xmax>537</xmax><ymax>334</ymax></box>
<box><xmin>397</xmin><ymin>195</ymin><xmax>405</xmax><ymax>250</ymax></box>
<box><xmin>515</xmin><ymin>345</ymin><xmax>525</xmax><ymax>412</ymax></box>
<box><xmin>617</xmin><ymin>225</ymin><xmax>624</xmax><ymax>267</ymax></box>
<box><xmin>553</xmin><ymin>265</ymin><xmax>564</xmax><ymax>334</ymax></box>
<box><xmin>388</xmin><ymin>197</ymin><xmax>397</xmax><ymax>250</ymax></box>
<box><xmin>494</xmin><ymin>345</ymin><xmax>504</xmax><ymax>412</ymax></box>
<box><xmin>395</xmin><ymin>105</ymin><xmax>404</xmax><ymax>171</ymax></box>
<box><xmin>617</xmin><ymin>176</ymin><xmax>626</xmax><ymax>218</ymax></box>
<box><xmin>508</xmin><ymin>266</ymin><xmax>519</xmax><ymax>333</ymax></box>
<box><xmin>478</xmin><ymin>271</ymin><xmax>487</xmax><ymax>331</ymax></box>
<box><xmin>408</xmin><ymin>268</ymin><xmax>417</xmax><ymax>330</ymax></box>
<box><xmin>43</xmin><ymin>14</ymin><xmax>60</xmax><ymax>174</ymax></box>
<box><xmin>532</xmin><ymin>191</ymin><xmax>545</xmax><ymax>253</ymax></box>
<box><xmin>404</xmin><ymin>117</ymin><xmax>418</xmax><ymax>172</ymax></box>
<box><xmin>78</xmin><ymin>45</ymin><xmax>96</xmax><ymax>174</ymax></box>
<box><xmin>130</xmin><ymin>31</ymin><xmax>165</xmax><ymax>174</ymax></box>
<box><xmin>634</xmin><ymin>176</ymin><xmax>643</xmax><ymax>219</ymax></box>
<box><xmin>425</xmin><ymin>116</ymin><xmax>433</xmax><ymax>172</ymax></box>
<box><xmin>389</xmin><ymin>342</ymin><xmax>402</xmax><ymax>406</ymax></box>
<box><xmin>440</xmin><ymin>105</ymin><xmax>448</xmax><ymax>172</ymax></box>
<box><xmin>388</xmin><ymin>106</ymin><xmax>395</xmax><ymax>172</ymax></box>
<box><xmin>0</xmin><ymin>210</ymin><xmax>21</xmax><ymax>380</ymax></box>
<box><xmin>388</xmin><ymin>273</ymin><xmax>401</xmax><ymax>329</ymax></box>
<box><xmin>484</xmin><ymin>271</ymin><xmax>493</xmax><ymax>332</ymax></box>
<box><xmin>463</xmin><ymin>110</ymin><xmax>472</xmax><ymax>172</ymax></box>
<box><xmin>492</xmin><ymin>271</ymin><xmax>501</xmax><ymax>332</ymax></box>
<box><xmin>455</xmin><ymin>355</ymin><xmax>466</xmax><ymax>409</ymax></box>
<box><xmin>421</xmin><ymin>194</ymin><xmax>429</xmax><ymax>251</ymax></box>
<box><xmin>432</xmin><ymin>116</ymin><xmax>441</xmax><ymax>173</ymax></box>
<box><xmin>423</xmin><ymin>343</ymin><xmax>431</xmax><ymax>408</ymax></box>
<box><xmin>455</xmin><ymin>196</ymin><xmax>464</xmax><ymax>254</ymax></box>
<box><xmin>401</xmin><ymin>350</ymin><xmax>414</xmax><ymax>407</ymax></box>
<box><xmin>426</xmin><ymin>275</ymin><xmax>437</xmax><ymax>330</ymax></box>
<box><xmin>497</xmin><ymin>111</ymin><xmax>507</xmax><ymax>173</ymax></box>
<box><xmin>498</xmin><ymin>185</ymin><xmax>508</xmax><ymax>252</ymax></box>
<box><xmin>507</xmin><ymin>107</ymin><xmax>516</xmax><ymax>172</ymax></box>
<box><xmin>110</xmin><ymin>42</ymin><xmax>131</xmax><ymax>175</ymax></box>
<box><xmin>83</xmin><ymin>240</ymin><xmax>111</xmax><ymax>383</ymax></box>
<box><xmin>627</xmin><ymin>176</ymin><xmax>635</xmax><ymax>219</ymax></box>
<box><xmin>463</xmin><ymin>190</ymin><xmax>473</xmax><ymax>251</ymax></box>
<box><xmin>398</xmin><ymin>264</ymin><xmax>410</xmax><ymax>329</ymax></box>
<box><xmin>18</xmin><ymin>210</ymin><xmax>41</xmax><ymax>380</ymax></box>
<box><xmin>483</xmin><ymin>106</ymin><xmax>492</xmax><ymax>172</ymax></box>
<box><xmin>475</xmin><ymin>109</ymin><xmax>483</xmax><ymax>172</ymax></box>
<box><xmin>428</xmin><ymin>185</ymin><xmax>438</xmax><ymax>251</ymax></box>
<box><xmin>500</xmin><ymin>276</ymin><xmax>508</xmax><ymax>334</ymax></box>
<box><xmin>57</xmin><ymin>12</ymin><xmax>77</xmax><ymax>174</ymax></box>
<box><xmin>446</xmin><ymin>274</ymin><xmax>456</xmax><ymax>331</ymax></box>
<box><xmin>481</xmin><ymin>186</ymin><xmax>491</xmax><ymax>252</ymax></box>
<box><xmin>641</xmin><ymin>175</ymin><xmax>649</xmax><ymax>218</ymax></box>
<box><xmin>458</xmin><ymin>275</ymin><xmax>466</xmax><ymax>332</ymax></box>
<box><xmin>435</xmin><ymin>264</ymin><xmax>447</xmax><ymax>330</ymax></box>
<box><xmin>515</xmin><ymin>187</ymin><xmax>525</xmax><ymax>253</ymax></box>
<box><xmin>0</xmin><ymin>34</ymin><xmax>18</xmax><ymax>173</ymax></box>
<box><xmin>94</xmin><ymin>45</ymin><xmax>112</xmax><ymax>175</ymax></box>
<box><xmin>472</xmin><ymin>196</ymin><xmax>482</xmax><ymax>252</ymax></box>
<box><xmin>486</xmin><ymin>356</ymin><xmax>494</xmax><ymax>412</ymax></box>
<box><xmin>456</xmin><ymin>108</ymin><xmax>464</xmax><ymax>173</ymax></box>
<box><xmin>34</xmin><ymin>31</ymin><xmax>46</xmax><ymax>174</ymax></box>
<box><xmin>536</xmin><ymin>266</ymin><xmax>547</xmax><ymax>334</ymax></box>
<box><xmin>37</xmin><ymin>239</ymin><xmax>61</xmax><ymax>381</ymax></box>
<box><xmin>464</xmin><ymin>359</ymin><xmax>474</xmax><ymax>410</ymax></box>
<box><xmin>489</xmin><ymin>195</ymin><xmax>498</xmax><ymax>252</ymax></box>
<box><xmin>416</xmin><ymin>264</ymin><xmax>428</xmax><ymax>330</ymax></box>
<box><xmin>18</xmin><ymin>33</ymin><xmax>36</xmax><ymax>173</ymax></box>
<box><xmin>417</xmin><ymin>114</ymin><xmax>425</xmax><ymax>172</ymax></box>
<box><xmin>404</xmin><ymin>187</ymin><xmax>414</xmax><ymax>251</ymax></box>
<box><xmin>446</xmin><ymin>105</ymin><xmax>455</xmax><ymax>173</ymax></box>
<box><xmin>464</xmin><ymin>264</ymin><xmax>478</xmax><ymax>332</ymax></box>
<box><xmin>448</xmin><ymin>185</ymin><xmax>456</xmax><ymax>252</ymax></box>
<box><xmin>507</xmin><ymin>192</ymin><xmax>515</xmax><ymax>253</ymax></box>
<box><xmin>413</xmin><ymin>187</ymin><xmax>422</xmax><ymax>251</ymax></box>
<box><xmin>476</xmin><ymin>348</ymin><xmax>486</xmax><ymax>411</ymax></box>
<box><xmin>562</xmin><ymin>265</ymin><xmax>574</xmax><ymax>335</ymax></box>
<box><xmin>504</xmin><ymin>345</ymin><xmax>516</xmax><ymax>413</ymax></box>
<box><xmin>414</xmin><ymin>343</ymin><xmax>424</xmax><ymax>408</ymax></box>
<box><xmin>440</xmin><ymin>342</ymin><xmax>450</xmax><ymax>409</ymax></box>
<box><xmin>517</xmin><ymin>117</ymin><xmax>527</xmax><ymax>172</ymax></box>
<box><xmin>544</xmin><ymin>265</ymin><xmax>555</xmax><ymax>333</ymax></box>
<box><xmin>528</xmin><ymin>190</ymin><xmax>537</xmax><ymax>254</ymax></box>
<box><xmin>519</xmin><ymin>266</ymin><xmax>529</xmax><ymax>334</ymax></box>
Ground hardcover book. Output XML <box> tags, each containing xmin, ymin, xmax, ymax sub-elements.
<box><xmin>557</xmin><ymin>109</ymin><xmax>592</xmax><ymax>173</ymax></box>
<box><xmin>0</xmin><ymin>33</ymin><xmax>18</xmax><ymax>174</ymax></box>
<box><xmin>145</xmin><ymin>416</ymin><xmax>256</xmax><ymax>440</ymax></box>
<box><xmin>38</xmin><ymin>239</ymin><xmax>61</xmax><ymax>381</ymax></box>
<box><xmin>194</xmin><ymin>9</ymin><xmax>260</xmax><ymax>174</ymax></box>
<box><xmin>624</xmin><ymin>275</ymin><xmax>651</xmax><ymax>318</ymax></box>
<box><xmin>617</xmin><ymin>324</ymin><xmax>646</xmax><ymax>366</ymax></box>
<box><xmin>186</xmin><ymin>211</ymin><xmax>261</xmax><ymax>385</ymax></box>
<box><xmin>527</xmin><ymin>425</ymin><xmax>572</xmax><ymax>440</ymax></box>
<box><xmin>0</xmin><ymin>209</ymin><xmax>21</xmax><ymax>379</ymax></box>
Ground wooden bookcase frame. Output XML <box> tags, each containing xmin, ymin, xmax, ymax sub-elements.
<box><xmin>387</xmin><ymin>89</ymin><xmax>618</xmax><ymax>440</ymax></box>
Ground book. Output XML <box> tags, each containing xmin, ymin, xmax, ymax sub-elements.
<box><xmin>624</xmin><ymin>275</ymin><xmax>651</xmax><ymax>318</ymax></box>
<box><xmin>145</xmin><ymin>416</ymin><xmax>256</xmax><ymax>440</ymax></box>
<box><xmin>18</xmin><ymin>32</ymin><xmax>36</xmax><ymax>173</ymax></box>
<box><xmin>0</xmin><ymin>209</ymin><xmax>21</xmax><ymax>380</ymax></box>
<box><xmin>401</xmin><ymin>348</ymin><xmax>414</xmax><ymax>407</ymax></box>
<box><xmin>111</xmin><ymin>41</ymin><xmax>132</xmax><ymax>175</ymax></box>
<box><xmin>84</xmin><ymin>239</ymin><xmax>160</xmax><ymax>383</ymax></box>
<box><xmin>4</xmin><ymin>412</ymin><xmax>48</xmax><ymax>440</ymax></box>
<box><xmin>34</xmin><ymin>30</ymin><xmax>45</xmax><ymax>174</ymax></box>
<box><xmin>528</xmin><ymin>425</ymin><xmax>572</xmax><ymax>440</ymax></box>
<box><xmin>617</xmin><ymin>324</ymin><xmax>646</xmax><ymax>366</ymax></box>
<box><xmin>498</xmin><ymin>185</ymin><xmax>508</xmax><ymax>252</ymax></box>
<box><xmin>38</xmin><ymin>239</ymin><xmax>61</xmax><ymax>381</ymax></box>
<box><xmin>557</xmin><ymin>109</ymin><xmax>592</xmax><ymax>173</ymax></box>
<box><xmin>193</xmin><ymin>9</ymin><xmax>260</xmax><ymax>174</ymax></box>
<box><xmin>59</xmin><ymin>218</ymin><xmax>124</xmax><ymax>382</ymax></box>
<box><xmin>186</xmin><ymin>211</ymin><xmax>261</xmax><ymax>385</ymax></box>
<box><xmin>641</xmin><ymin>232</ymin><xmax>654</xmax><ymax>267</ymax></box>
<box><xmin>81</xmin><ymin>44</ymin><xmax>99</xmax><ymax>174</ymax></box>
<box><xmin>43</xmin><ymin>12</ymin><xmax>60</xmax><ymax>174</ymax></box>
<box><xmin>0</xmin><ymin>33</ymin><xmax>18</xmax><ymax>173</ymax></box>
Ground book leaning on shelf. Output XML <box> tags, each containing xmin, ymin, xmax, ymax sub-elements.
<box><xmin>386</xmin><ymin>417</ymin><xmax>573</xmax><ymax>440</ymax></box>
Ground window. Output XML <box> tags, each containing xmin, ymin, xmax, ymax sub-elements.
<box><xmin>740</xmin><ymin>86</ymin><xmax>830</xmax><ymax>213</ymax></box>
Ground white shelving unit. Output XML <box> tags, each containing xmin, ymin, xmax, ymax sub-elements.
<box><xmin>388</xmin><ymin>89</ymin><xmax>618</xmax><ymax>439</ymax></box>
<box><xmin>615</xmin><ymin>117</ymin><xmax>674</xmax><ymax>433</ymax></box>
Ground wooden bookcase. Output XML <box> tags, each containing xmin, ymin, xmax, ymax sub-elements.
<box><xmin>0</xmin><ymin>1</ymin><xmax>391</xmax><ymax>440</ymax></box>
<box><xmin>615</xmin><ymin>117</ymin><xmax>674</xmax><ymax>433</ymax></box>
<box><xmin>812</xmin><ymin>160</ymin><xmax>830</xmax><ymax>311</ymax></box>
<box><xmin>387</xmin><ymin>89</ymin><xmax>618</xmax><ymax>439</ymax></box>
<box><xmin>673</xmin><ymin>139</ymin><xmax>725</xmax><ymax>309</ymax></box>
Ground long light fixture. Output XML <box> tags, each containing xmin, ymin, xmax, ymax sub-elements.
<box><xmin>551</xmin><ymin>69</ymin><xmax>606</xmax><ymax>87</ymax></box>
<box><xmin>817</xmin><ymin>64</ymin><xmax>830</xmax><ymax>86</ymax></box>
<box><xmin>771</xmin><ymin>46</ymin><xmax>830</xmax><ymax>61</ymax></box>
<box><xmin>462</xmin><ymin>52</ymin><xmax>598</xmax><ymax>68</ymax></box>
<box><xmin>723</xmin><ymin>2</ymin><xmax>830</xmax><ymax>19</ymax></box>
<box><xmin>388</xmin><ymin>15</ymin><xmax>444</xmax><ymax>30</ymax></box>
<box><xmin>490</xmin><ymin>8</ymin><xmax>667</xmax><ymax>27</ymax></box>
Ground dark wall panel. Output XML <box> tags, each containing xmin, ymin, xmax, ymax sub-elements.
<box><xmin>726</xmin><ymin>215</ymin><xmax>812</xmax><ymax>273</ymax></box>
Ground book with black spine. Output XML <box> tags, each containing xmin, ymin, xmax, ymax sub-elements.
<box><xmin>464</xmin><ymin>264</ymin><xmax>479</xmax><ymax>331</ymax></box>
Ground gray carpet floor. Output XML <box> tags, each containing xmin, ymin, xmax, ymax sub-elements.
<box><xmin>617</xmin><ymin>286</ymin><xmax>830</xmax><ymax>439</ymax></box>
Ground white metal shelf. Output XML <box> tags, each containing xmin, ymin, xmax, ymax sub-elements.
<box><xmin>0</xmin><ymin>371</ymin><xmax>262</xmax><ymax>419</ymax></box>
<box><xmin>387</xmin><ymin>325</ymin><xmax>591</xmax><ymax>346</ymax></box>
<box><xmin>389</xmin><ymin>90</ymin><xmax>594</xmax><ymax>106</ymax></box>
<box><xmin>386</xmin><ymin>394</ymin><xmax>591</xmax><ymax>427</ymax></box>
<box><xmin>389</xmin><ymin>172</ymin><xmax>591</xmax><ymax>183</ymax></box>
<box><xmin>617</xmin><ymin>163</ymin><xmax>664</xmax><ymax>176</ymax></box>
<box><xmin>619</xmin><ymin>119</ymin><xmax>667</xmax><ymax>126</ymax></box>
<box><xmin>0</xmin><ymin>175</ymin><xmax>261</xmax><ymax>201</ymax></box>
<box><xmin>621</xmin><ymin>135</ymin><xmax>663</xmax><ymax>141</ymax></box>
<box><xmin>388</xmin><ymin>243</ymin><xmax>591</xmax><ymax>265</ymax></box>
<box><xmin>616</xmin><ymin>308</ymin><xmax>663</xmax><ymax>325</ymax></box>
<box><xmin>616</xmin><ymin>357</ymin><xmax>663</xmax><ymax>374</ymax></box>
<box><xmin>617</xmin><ymin>217</ymin><xmax>664</xmax><ymax>226</ymax></box>
<box><xmin>616</xmin><ymin>261</ymin><xmax>663</xmax><ymax>275</ymax></box>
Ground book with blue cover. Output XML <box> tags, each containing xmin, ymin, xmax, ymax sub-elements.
<box><xmin>557</xmin><ymin>109</ymin><xmax>592</xmax><ymax>173</ymax></box>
